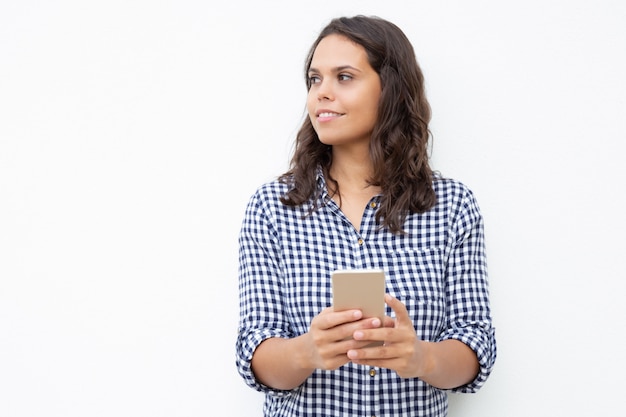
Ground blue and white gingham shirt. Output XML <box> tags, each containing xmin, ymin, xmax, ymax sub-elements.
<box><xmin>236</xmin><ymin>171</ymin><xmax>496</xmax><ymax>417</ymax></box>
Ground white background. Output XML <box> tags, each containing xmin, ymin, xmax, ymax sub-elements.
<box><xmin>1</xmin><ymin>1</ymin><xmax>625</xmax><ymax>416</ymax></box>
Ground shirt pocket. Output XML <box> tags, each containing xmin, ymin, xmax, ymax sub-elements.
<box><xmin>385</xmin><ymin>247</ymin><xmax>446</xmax><ymax>339</ymax></box>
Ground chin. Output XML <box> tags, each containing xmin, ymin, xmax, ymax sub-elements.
<box><xmin>317</xmin><ymin>137</ymin><xmax>339</xmax><ymax>146</ymax></box>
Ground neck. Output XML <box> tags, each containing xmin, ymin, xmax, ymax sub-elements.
<box><xmin>329</xmin><ymin>147</ymin><xmax>378</xmax><ymax>196</ymax></box>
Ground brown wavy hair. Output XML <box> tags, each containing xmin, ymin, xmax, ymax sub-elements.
<box><xmin>279</xmin><ymin>15</ymin><xmax>436</xmax><ymax>234</ymax></box>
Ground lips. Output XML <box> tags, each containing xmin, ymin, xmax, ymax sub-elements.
<box><xmin>318</xmin><ymin>111</ymin><xmax>342</xmax><ymax>118</ymax></box>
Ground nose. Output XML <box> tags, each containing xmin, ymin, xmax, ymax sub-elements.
<box><xmin>316</xmin><ymin>79</ymin><xmax>334</xmax><ymax>101</ymax></box>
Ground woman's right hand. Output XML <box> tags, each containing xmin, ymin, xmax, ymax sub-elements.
<box><xmin>250</xmin><ymin>307</ymin><xmax>382</xmax><ymax>390</ymax></box>
<box><xmin>304</xmin><ymin>307</ymin><xmax>383</xmax><ymax>370</ymax></box>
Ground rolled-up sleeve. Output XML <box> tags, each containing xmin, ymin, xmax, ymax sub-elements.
<box><xmin>438</xmin><ymin>188</ymin><xmax>497</xmax><ymax>393</ymax></box>
<box><xmin>235</xmin><ymin>190</ymin><xmax>294</xmax><ymax>395</ymax></box>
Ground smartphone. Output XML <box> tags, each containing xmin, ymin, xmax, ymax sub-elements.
<box><xmin>332</xmin><ymin>268</ymin><xmax>386</xmax><ymax>346</ymax></box>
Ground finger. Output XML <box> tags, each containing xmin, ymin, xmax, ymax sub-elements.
<box><xmin>314</xmin><ymin>308</ymin><xmax>363</xmax><ymax>331</ymax></box>
<box><xmin>346</xmin><ymin>344</ymin><xmax>393</xmax><ymax>362</ymax></box>
<box><xmin>384</xmin><ymin>294</ymin><xmax>412</xmax><ymax>328</ymax></box>
<box><xmin>344</xmin><ymin>317</ymin><xmax>382</xmax><ymax>341</ymax></box>
<box><xmin>382</xmin><ymin>316</ymin><xmax>395</xmax><ymax>328</ymax></box>
<box><xmin>351</xmin><ymin>323</ymin><xmax>386</xmax><ymax>345</ymax></box>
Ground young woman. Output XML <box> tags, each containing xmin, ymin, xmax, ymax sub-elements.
<box><xmin>236</xmin><ymin>15</ymin><xmax>496</xmax><ymax>417</ymax></box>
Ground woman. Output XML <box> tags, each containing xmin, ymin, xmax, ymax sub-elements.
<box><xmin>236</xmin><ymin>15</ymin><xmax>496</xmax><ymax>417</ymax></box>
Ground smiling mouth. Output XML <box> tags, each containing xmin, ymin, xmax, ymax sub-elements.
<box><xmin>318</xmin><ymin>112</ymin><xmax>343</xmax><ymax>118</ymax></box>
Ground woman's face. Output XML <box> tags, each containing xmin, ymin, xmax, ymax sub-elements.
<box><xmin>307</xmin><ymin>34</ymin><xmax>381</xmax><ymax>149</ymax></box>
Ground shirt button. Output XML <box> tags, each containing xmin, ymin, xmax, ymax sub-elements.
<box><xmin>358</xmin><ymin>238</ymin><xmax>364</xmax><ymax>245</ymax></box>
<box><xmin>369</xmin><ymin>201</ymin><xmax>377</xmax><ymax>208</ymax></box>
<box><xmin>369</xmin><ymin>368</ymin><xmax>376</xmax><ymax>377</ymax></box>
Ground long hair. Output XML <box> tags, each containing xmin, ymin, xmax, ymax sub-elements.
<box><xmin>279</xmin><ymin>15</ymin><xmax>436</xmax><ymax>234</ymax></box>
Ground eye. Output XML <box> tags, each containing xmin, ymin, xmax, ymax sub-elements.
<box><xmin>338</xmin><ymin>73</ymin><xmax>353</xmax><ymax>82</ymax></box>
<box><xmin>308</xmin><ymin>74</ymin><xmax>321</xmax><ymax>87</ymax></box>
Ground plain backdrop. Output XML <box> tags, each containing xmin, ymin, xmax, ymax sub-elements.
<box><xmin>1</xmin><ymin>1</ymin><xmax>625</xmax><ymax>416</ymax></box>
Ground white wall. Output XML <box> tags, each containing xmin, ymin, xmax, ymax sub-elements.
<box><xmin>1</xmin><ymin>1</ymin><xmax>625</xmax><ymax>416</ymax></box>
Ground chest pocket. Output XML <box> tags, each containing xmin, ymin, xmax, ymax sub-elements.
<box><xmin>385</xmin><ymin>247</ymin><xmax>446</xmax><ymax>339</ymax></box>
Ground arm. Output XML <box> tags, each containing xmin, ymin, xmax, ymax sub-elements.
<box><xmin>253</xmin><ymin>308</ymin><xmax>382</xmax><ymax>390</ymax></box>
<box><xmin>251</xmin><ymin>335</ymin><xmax>316</xmax><ymax>390</ymax></box>
<box><xmin>417</xmin><ymin>339</ymin><xmax>479</xmax><ymax>389</ymax></box>
<box><xmin>347</xmin><ymin>294</ymin><xmax>479</xmax><ymax>389</ymax></box>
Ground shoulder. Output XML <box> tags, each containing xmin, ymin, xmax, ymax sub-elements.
<box><xmin>244</xmin><ymin>177</ymin><xmax>288</xmax><ymax>207</ymax></box>
<box><xmin>431</xmin><ymin>174</ymin><xmax>483</xmax><ymax>221</ymax></box>
<box><xmin>429</xmin><ymin>177</ymin><xmax>485</xmax><ymax>247</ymax></box>
<box><xmin>253</xmin><ymin>177</ymin><xmax>289</xmax><ymax>198</ymax></box>
<box><xmin>432</xmin><ymin>174</ymin><xmax>476</xmax><ymax>202</ymax></box>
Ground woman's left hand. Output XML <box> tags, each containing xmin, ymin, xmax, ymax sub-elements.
<box><xmin>346</xmin><ymin>293</ymin><xmax>429</xmax><ymax>378</ymax></box>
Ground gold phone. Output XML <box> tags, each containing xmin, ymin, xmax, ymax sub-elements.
<box><xmin>331</xmin><ymin>268</ymin><xmax>386</xmax><ymax>346</ymax></box>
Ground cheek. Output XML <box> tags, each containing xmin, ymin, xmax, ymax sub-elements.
<box><xmin>357</xmin><ymin>102</ymin><xmax>379</xmax><ymax>127</ymax></box>
<box><xmin>350</xmin><ymin>89</ymin><xmax>378</xmax><ymax>117</ymax></box>
<box><xmin>364</xmin><ymin>97</ymin><xmax>381</xmax><ymax>124</ymax></box>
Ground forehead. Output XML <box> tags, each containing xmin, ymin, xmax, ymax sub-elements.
<box><xmin>310</xmin><ymin>34</ymin><xmax>370</xmax><ymax>69</ymax></box>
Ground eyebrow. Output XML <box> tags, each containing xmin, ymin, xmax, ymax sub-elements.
<box><xmin>308</xmin><ymin>65</ymin><xmax>362</xmax><ymax>74</ymax></box>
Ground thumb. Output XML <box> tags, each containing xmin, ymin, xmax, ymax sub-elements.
<box><xmin>385</xmin><ymin>293</ymin><xmax>411</xmax><ymax>328</ymax></box>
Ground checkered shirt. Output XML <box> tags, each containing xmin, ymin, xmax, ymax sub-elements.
<box><xmin>236</xmin><ymin>171</ymin><xmax>496</xmax><ymax>417</ymax></box>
